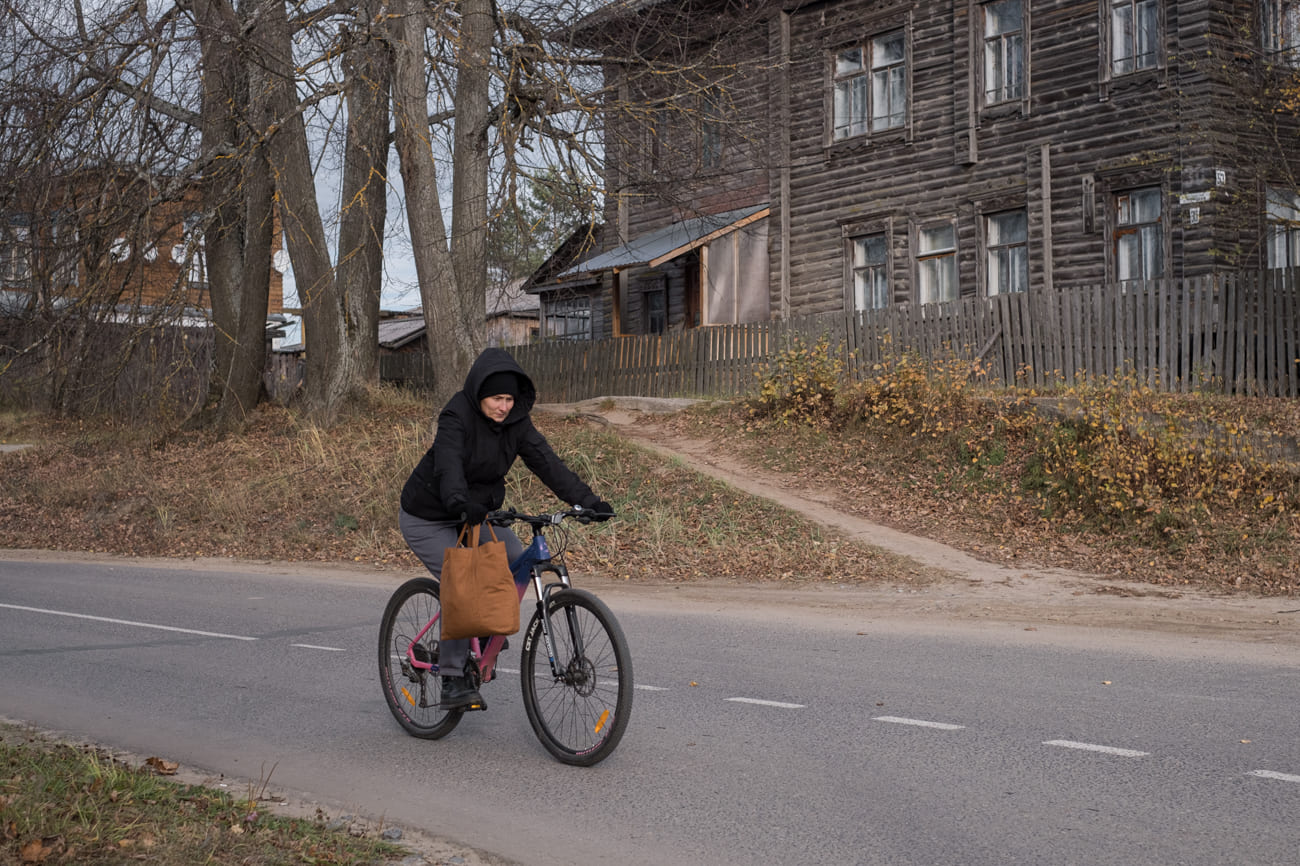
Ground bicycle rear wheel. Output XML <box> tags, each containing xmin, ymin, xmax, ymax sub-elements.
<box><xmin>520</xmin><ymin>588</ymin><xmax>633</xmax><ymax>766</ymax></box>
<box><xmin>378</xmin><ymin>577</ymin><xmax>463</xmax><ymax>739</ymax></box>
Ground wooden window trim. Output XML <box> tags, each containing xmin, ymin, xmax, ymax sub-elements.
<box><xmin>840</xmin><ymin>214</ymin><xmax>895</xmax><ymax>312</ymax></box>
<box><xmin>823</xmin><ymin>12</ymin><xmax>914</xmax><ymax>153</ymax></box>
<box><xmin>1098</xmin><ymin>0</ymin><xmax>1168</xmax><ymax>100</ymax></box>
<box><xmin>911</xmin><ymin>217</ymin><xmax>960</xmax><ymax>305</ymax></box>
<box><xmin>973</xmin><ymin>0</ymin><xmax>1031</xmax><ymax>119</ymax></box>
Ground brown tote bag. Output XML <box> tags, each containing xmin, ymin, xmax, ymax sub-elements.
<box><xmin>439</xmin><ymin>524</ymin><xmax>519</xmax><ymax>640</ymax></box>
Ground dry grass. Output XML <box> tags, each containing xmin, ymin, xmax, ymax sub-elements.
<box><xmin>715</xmin><ymin>345</ymin><xmax>1300</xmax><ymax>596</ymax></box>
<box><xmin>0</xmin><ymin>725</ymin><xmax>406</xmax><ymax>865</ymax></box>
<box><xmin>2</xmin><ymin>369</ymin><xmax>1298</xmax><ymax>596</ymax></box>
<box><xmin>0</xmin><ymin>386</ymin><xmax>929</xmax><ymax>587</ymax></box>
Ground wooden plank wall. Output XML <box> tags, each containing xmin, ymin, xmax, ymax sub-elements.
<box><xmin>477</xmin><ymin>273</ymin><xmax>1300</xmax><ymax>403</ymax></box>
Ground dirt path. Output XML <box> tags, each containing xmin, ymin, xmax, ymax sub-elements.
<box><xmin>539</xmin><ymin>398</ymin><xmax>1300</xmax><ymax>649</ymax></box>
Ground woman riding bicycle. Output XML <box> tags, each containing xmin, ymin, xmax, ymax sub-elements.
<box><xmin>399</xmin><ymin>347</ymin><xmax>613</xmax><ymax>710</ymax></box>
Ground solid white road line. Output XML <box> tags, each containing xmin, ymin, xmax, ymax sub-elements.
<box><xmin>873</xmin><ymin>716</ymin><xmax>966</xmax><ymax>730</ymax></box>
<box><xmin>1043</xmin><ymin>739</ymin><xmax>1149</xmax><ymax>757</ymax></box>
<box><xmin>291</xmin><ymin>643</ymin><xmax>346</xmax><ymax>651</ymax></box>
<box><xmin>726</xmin><ymin>697</ymin><xmax>805</xmax><ymax>709</ymax></box>
<box><xmin>1248</xmin><ymin>770</ymin><xmax>1300</xmax><ymax>783</ymax></box>
<box><xmin>0</xmin><ymin>602</ymin><xmax>257</xmax><ymax>641</ymax></box>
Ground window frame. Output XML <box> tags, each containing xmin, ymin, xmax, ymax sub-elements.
<box><xmin>543</xmin><ymin>293</ymin><xmax>593</xmax><ymax>341</ymax></box>
<box><xmin>981</xmin><ymin>0</ymin><xmax>1027</xmax><ymax>108</ymax></box>
<box><xmin>1265</xmin><ymin>185</ymin><xmax>1300</xmax><ymax>269</ymax></box>
<box><xmin>1100</xmin><ymin>0</ymin><xmax>1165</xmax><ymax>92</ymax></box>
<box><xmin>914</xmin><ymin>219</ymin><xmax>959</xmax><ymax>305</ymax></box>
<box><xmin>1262</xmin><ymin>0</ymin><xmax>1300</xmax><ymax>65</ymax></box>
<box><xmin>848</xmin><ymin>232</ymin><xmax>891</xmax><ymax>311</ymax></box>
<box><xmin>983</xmin><ymin>209</ymin><xmax>1029</xmax><ymax>296</ymax></box>
<box><xmin>1111</xmin><ymin>186</ymin><xmax>1166</xmax><ymax>284</ymax></box>
<box><xmin>699</xmin><ymin>89</ymin><xmax>724</xmax><ymax>171</ymax></box>
<box><xmin>643</xmin><ymin>282</ymin><xmax>667</xmax><ymax>334</ymax></box>
<box><xmin>0</xmin><ymin>215</ymin><xmax>32</xmax><ymax>286</ymax></box>
<box><xmin>827</xmin><ymin>19</ymin><xmax>912</xmax><ymax>147</ymax></box>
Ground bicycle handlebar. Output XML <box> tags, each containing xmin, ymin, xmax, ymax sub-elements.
<box><xmin>487</xmin><ymin>506</ymin><xmax>614</xmax><ymax>527</ymax></box>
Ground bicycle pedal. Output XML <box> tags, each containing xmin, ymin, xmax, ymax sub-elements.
<box><xmin>466</xmin><ymin>698</ymin><xmax>488</xmax><ymax>712</ymax></box>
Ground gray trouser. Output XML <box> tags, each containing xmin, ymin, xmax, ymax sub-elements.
<box><xmin>399</xmin><ymin>508</ymin><xmax>524</xmax><ymax>679</ymax></box>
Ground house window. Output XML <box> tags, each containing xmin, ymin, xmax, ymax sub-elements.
<box><xmin>1266</xmin><ymin>186</ymin><xmax>1300</xmax><ymax>268</ymax></box>
<box><xmin>0</xmin><ymin>216</ymin><xmax>32</xmax><ymax>285</ymax></box>
<box><xmin>850</xmin><ymin>233</ymin><xmax>889</xmax><ymax>310</ymax></box>
<box><xmin>1110</xmin><ymin>0</ymin><xmax>1159</xmax><ymax>75</ymax></box>
<box><xmin>544</xmin><ymin>295</ymin><xmax>591</xmax><ymax>340</ymax></box>
<box><xmin>1263</xmin><ymin>0</ymin><xmax>1300</xmax><ymax>63</ymax></box>
<box><xmin>645</xmin><ymin>105</ymin><xmax>665</xmax><ymax>176</ymax></box>
<box><xmin>1114</xmin><ymin>187</ymin><xmax>1164</xmax><ymax>281</ymax></box>
<box><xmin>177</xmin><ymin>212</ymin><xmax>207</xmax><ymax>291</ymax></box>
<box><xmin>832</xmin><ymin>29</ymin><xmax>907</xmax><ymax>141</ymax></box>
<box><xmin>700</xmin><ymin>91</ymin><xmax>723</xmax><ymax>170</ymax></box>
<box><xmin>917</xmin><ymin>223</ymin><xmax>957</xmax><ymax>304</ymax></box>
<box><xmin>644</xmin><ymin>287</ymin><xmax>666</xmax><ymax>334</ymax></box>
<box><xmin>985</xmin><ymin>210</ymin><xmax>1028</xmax><ymax>295</ymax></box>
<box><xmin>51</xmin><ymin>212</ymin><xmax>79</xmax><ymax>288</ymax></box>
<box><xmin>983</xmin><ymin>0</ymin><xmax>1025</xmax><ymax>104</ymax></box>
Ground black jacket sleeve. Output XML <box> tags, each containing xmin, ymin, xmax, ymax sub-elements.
<box><xmin>431</xmin><ymin>404</ymin><xmax>472</xmax><ymax>516</ymax></box>
<box><xmin>517</xmin><ymin>418</ymin><xmax>598</xmax><ymax>508</ymax></box>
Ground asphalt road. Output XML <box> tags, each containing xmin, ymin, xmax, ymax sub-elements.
<box><xmin>1</xmin><ymin>557</ymin><xmax>1298</xmax><ymax>865</ymax></box>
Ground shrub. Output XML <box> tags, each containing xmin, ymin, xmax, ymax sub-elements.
<box><xmin>748</xmin><ymin>336</ymin><xmax>845</xmax><ymax>426</ymax></box>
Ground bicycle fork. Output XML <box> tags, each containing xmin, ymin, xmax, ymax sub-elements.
<box><xmin>529</xmin><ymin>565</ymin><xmax>581</xmax><ymax>683</ymax></box>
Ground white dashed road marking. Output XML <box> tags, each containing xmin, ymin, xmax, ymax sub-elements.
<box><xmin>726</xmin><ymin>697</ymin><xmax>805</xmax><ymax>709</ymax></box>
<box><xmin>291</xmin><ymin>643</ymin><xmax>346</xmax><ymax>652</ymax></box>
<box><xmin>1248</xmin><ymin>770</ymin><xmax>1300</xmax><ymax>784</ymax></box>
<box><xmin>873</xmin><ymin>716</ymin><xmax>966</xmax><ymax>731</ymax></box>
<box><xmin>1044</xmin><ymin>739</ymin><xmax>1149</xmax><ymax>758</ymax></box>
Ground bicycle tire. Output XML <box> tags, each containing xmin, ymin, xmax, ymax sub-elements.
<box><xmin>378</xmin><ymin>577</ymin><xmax>464</xmax><ymax>739</ymax></box>
<box><xmin>519</xmin><ymin>588</ymin><xmax>633</xmax><ymax>766</ymax></box>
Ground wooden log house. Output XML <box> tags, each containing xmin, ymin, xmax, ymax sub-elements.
<box><xmin>530</xmin><ymin>0</ymin><xmax>1300</xmax><ymax>344</ymax></box>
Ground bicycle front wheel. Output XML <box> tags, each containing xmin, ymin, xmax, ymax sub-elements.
<box><xmin>378</xmin><ymin>577</ymin><xmax>463</xmax><ymax>739</ymax></box>
<box><xmin>520</xmin><ymin>588</ymin><xmax>633</xmax><ymax>766</ymax></box>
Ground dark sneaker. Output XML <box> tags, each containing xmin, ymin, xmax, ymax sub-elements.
<box><xmin>440</xmin><ymin>676</ymin><xmax>485</xmax><ymax>711</ymax></box>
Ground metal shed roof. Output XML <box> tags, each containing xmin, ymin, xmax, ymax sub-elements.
<box><xmin>377</xmin><ymin>316</ymin><xmax>426</xmax><ymax>349</ymax></box>
<box><xmin>559</xmin><ymin>203</ymin><xmax>769</xmax><ymax>278</ymax></box>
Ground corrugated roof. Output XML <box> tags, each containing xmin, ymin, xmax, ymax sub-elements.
<box><xmin>559</xmin><ymin>204</ymin><xmax>769</xmax><ymax>278</ymax></box>
<box><xmin>377</xmin><ymin>316</ymin><xmax>426</xmax><ymax>349</ymax></box>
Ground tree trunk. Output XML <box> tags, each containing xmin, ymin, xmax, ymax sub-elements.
<box><xmin>194</xmin><ymin>0</ymin><xmax>271</xmax><ymax>433</ymax></box>
<box><xmin>259</xmin><ymin>0</ymin><xmax>392</xmax><ymax>425</ymax></box>
<box><xmin>450</xmin><ymin>0</ymin><xmax>493</xmax><ymax>347</ymax></box>
<box><xmin>334</xmin><ymin>0</ymin><xmax>392</xmax><ymax>389</ymax></box>
<box><xmin>390</xmin><ymin>0</ymin><xmax>479</xmax><ymax>406</ymax></box>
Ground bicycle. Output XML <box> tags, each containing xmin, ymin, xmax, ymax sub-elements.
<box><xmin>378</xmin><ymin>507</ymin><xmax>633</xmax><ymax>766</ymax></box>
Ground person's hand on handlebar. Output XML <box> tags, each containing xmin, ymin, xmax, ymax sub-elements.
<box><xmin>460</xmin><ymin>502</ymin><xmax>489</xmax><ymax>527</ymax></box>
<box><xmin>584</xmin><ymin>499</ymin><xmax>615</xmax><ymax>522</ymax></box>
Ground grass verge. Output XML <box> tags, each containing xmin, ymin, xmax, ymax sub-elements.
<box><xmin>0</xmin><ymin>724</ymin><xmax>409</xmax><ymax>865</ymax></box>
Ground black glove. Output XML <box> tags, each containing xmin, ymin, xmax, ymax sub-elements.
<box><xmin>587</xmin><ymin>499</ymin><xmax>615</xmax><ymax>522</ymax></box>
<box><xmin>460</xmin><ymin>502</ymin><xmax>489</xmax><ymax>527</ymax></box>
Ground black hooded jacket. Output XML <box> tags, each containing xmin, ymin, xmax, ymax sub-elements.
<box><xmin>399</xmin><ymin>347</ymin><xmax>598</xmax><ymax>522</ymax></box>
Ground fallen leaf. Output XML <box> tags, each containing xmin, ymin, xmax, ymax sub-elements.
<box><xmin>19</xmin><ymin>837</ymin><xmax>61</xmax><ymax>864</ymax></box>
<box><xmin>1240</xmin><ymin>739</ymin><xmax>1252</xmax><ymax>744</ymax></box>
<box><xmin>689</xmin><ymin>681</ymin><xmax>698</xmax><ymax>687</ymax></box>
<box><xmin>145</xmin><ymin>756</ymin><xmax>179</xmax><ymax>775</ymax></box>
<box><xmin>1102</xmin><ymin>681</ymin><xmax>1112</xmax><ymax>685</ymax></box>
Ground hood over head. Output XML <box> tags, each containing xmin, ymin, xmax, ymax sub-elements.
<box><xmin>461</xmin><ymin>347</ymin><xmax>536</xmax><ymax>422</ymax></box>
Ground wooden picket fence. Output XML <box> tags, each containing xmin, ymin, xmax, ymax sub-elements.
<box><xmin>505</xmin><ymin>271</ymin><xmax>1300</xmax><ymax>403</ymax></box>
